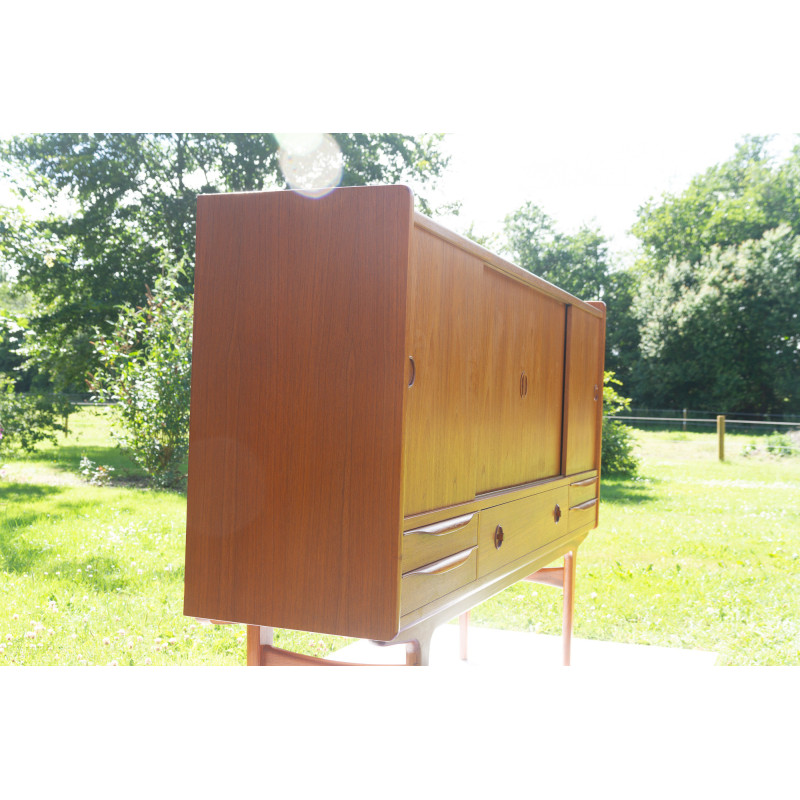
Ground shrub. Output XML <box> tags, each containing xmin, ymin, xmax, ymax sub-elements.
<box><xmin>765</xmin><ymin>431</ymin><xmax>795</xmax><ymax>458</ymax></box>
<box><xmin>90</xmin><ymin>262</ymin><xmax>192</xmax><ymax>489</ymax></box>
<box><xmin>0</xmin><ymin>375</ymin><xmax>69</xmax><ymax>454</ymax></box>
<box><xmin>601</xmin><ymin>371</ymin><xmax>640</xmax><ymax>476</ymax></box>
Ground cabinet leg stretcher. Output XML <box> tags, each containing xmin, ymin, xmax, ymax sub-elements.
<box><xmin>243</xmin><ymin>550</ymin><xmax>578</xmax><ymax>667</ymax></box>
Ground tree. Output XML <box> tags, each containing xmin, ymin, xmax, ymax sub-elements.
<box><xmin>0</xmin><ymin>133</ymin><xmax>451</xmax><ymax>391</ymax></box>
<box><xmin>629</xmin><ymin>135</ymin><xmax>800</xmax><ymax>412</ymax></box>
<box><xmin>632</xmin><ymin>225</ymin><xmax>800</xmax><ymax>412</ymax></box>
<box><xmin>501</xmin><ymin>202</ymin><xmax>639</xmax><ymax>387</ymax></box>
<box><xmin>632</xmin><ymin>135</ymin><xmax>800</xmax><ymax>273</ymax></box>
<box><xmin>90</xmin><ymin>261</ymin><xmax>192</xmax><ymax>489</ymax></box>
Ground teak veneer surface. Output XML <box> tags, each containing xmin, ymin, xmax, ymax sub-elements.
<box><xmin>183</xmin><ymin>184</ymin><xmax>606</xmax><ymax>647</ymax></box>
<box><xmin>184</xmin><ymin>186</ymin><xmax>412</xmax><ymax>640</ymax></box>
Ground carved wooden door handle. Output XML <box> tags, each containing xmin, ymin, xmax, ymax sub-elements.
<box><xmin>494</xmin><ymin>525</ymin><xmax>504</xmax><ymax>549</ymax></box>
<box><xmin>408</xmin><ymin>356</ymin><xmax>416</xmax><ymax>388</ymax></box>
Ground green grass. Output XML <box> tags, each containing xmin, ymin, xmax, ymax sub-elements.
<box><xmin>2</xmin><ymin>413</ymin><xmax>799</xmax><ymax>665</ymax></box>
<box><xmin>471</xmin><ymin>429</ymin><xmax>800</xmax><ymax>665</ymax></box>
<box><xmin>0</xmin><ymin>408</ymin><xmax>351</xmax><ymax>665</ymax></box>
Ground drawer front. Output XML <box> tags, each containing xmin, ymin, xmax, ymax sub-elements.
<box><xmin>401</xmin><ymin>546</ymin><xmax>478</xmax><ymax>616</ymax></box>
<box><xmin>569</xmin><ymin>497</ymin><xmax>598</xmax><ymax>531</ymax></box>
<box><xmin>402</xmin><ymin>513</ymin><xmax>479</xmax><ymax>573</ymax></box>
<box><xmin>569</xmin><ymin>476</ymin><xmax>598</xmax><ymax>508</ymax></box>
<box><xmin>478</xmin><ymin>487</ymin><xmax>568</xmax><ymax>578</ymax></box>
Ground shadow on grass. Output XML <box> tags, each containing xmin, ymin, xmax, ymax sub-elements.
<box><xmin>18</xmin><ymin>441</ymin><xmax>145</xmax><ymax>481</ymax></box>
<box><xmin>600</xmin><ymin>477</ymin><xmax>659</xmax><ymax>506</ymax></box>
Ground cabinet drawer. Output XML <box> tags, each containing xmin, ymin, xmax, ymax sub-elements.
<box><xmin>401</xmin><ymin>546</ymin><xmax>477</xmax><ymax>616</ymax></box>
<box><xmin>569</xmin><ymin>497</ymin><xmax>597</xmax><ymax>531</ymax></box>
<box><xmin>569</xmin><ymin>476</ymin><xmax>598</xmax><ymax>507</ymax></box>
<box><xmin>478</xmin><ymin>487</ymin><xmax>568</xmax><ymax>578</ymax></box>
<box><xmin>402</xmin><ymin>513</ymin><xmax>479</xmax><ymax>573</ymax></box>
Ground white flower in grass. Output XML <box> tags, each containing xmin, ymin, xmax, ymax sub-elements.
<box><xmin>25</xmin><ymin>631</ymin><xmax>36</xmax><ymax>639</ymax></box>
<box><xmin>144</xmin><ymin>657</ymin><xmax>152</xmax><ymax>665</ymax></box>
<box><xmin>102</xmin><ymin>637</ymin><xmax>111</xmax><ymax>646</ymax></box>
<box><xmin>12</xmin><ymin>614</ymin><xmax>18</xmax><ymax>621</ymax></box>
<box><xmin>108</xmin><ymin>660</ymin><xmax>118</xmax><ymax>666</ymax></box>
<box><xmin>126</xmin><ymin>639</ymin><xmax>134</xmax><ymax>650</ymax></box>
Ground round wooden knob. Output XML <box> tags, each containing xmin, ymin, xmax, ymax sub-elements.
<box><xmin>494</xmin><ymin>525</ymin><xmax>504</xmax><ymax>549</ymax></box>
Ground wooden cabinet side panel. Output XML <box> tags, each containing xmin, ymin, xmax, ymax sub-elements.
<box><xmin>184</xmin><ymin>186</ymin><xmax>411</xmax><ymax>640</ymax></box>
<box><xmin>402</xmin><ymin>227</ymin><xmax>480</xmax><ymax>516</ymax></box>
<box><xmin>563</xmin><ymin>305</ymin><xmax>606</xmax><ymax>475</ymax></box>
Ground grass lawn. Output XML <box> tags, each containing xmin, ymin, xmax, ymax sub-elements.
<box><xmin>1</xmin><ymin>410</ymin><xmax>798</xmax><ymax>666</ymax></box>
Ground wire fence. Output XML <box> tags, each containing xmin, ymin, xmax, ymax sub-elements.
<box><xmin>606</xmin><ymin>409</ymin><xmax>800</xmax><ymax>458</ymax></box>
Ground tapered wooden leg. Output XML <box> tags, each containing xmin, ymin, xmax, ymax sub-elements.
<box><xmin>562</xmin><ymin>551</ymin><xmax>576</xmax><ymax>666</ymax></box>
<box><xmin>459</xmin><ymin>611</ymin><xmax>470</xmax><ymax>660</ymax></box>
<box><xmin>405</xmin><ymin>626</ymin><xmax>435</xmax><ymax>666</ymax></box>
<box><xmin>247</xmin><ymin>625</ymin><xmax>273</xmax><ymax>665</ymax></box>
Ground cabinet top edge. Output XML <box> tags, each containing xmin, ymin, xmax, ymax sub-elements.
<box><xmin>196</xmin><ymin>185</ymin><xmax>602</xmax><ymax>318</ymax></box>
<box><xmin>413</xmin><ymin>211</ymin><xmax>604</xmax><ymax>317</ymax></box>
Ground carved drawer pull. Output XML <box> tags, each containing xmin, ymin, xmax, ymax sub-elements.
<box><xmin>494</xmin><ymin>525</ymin><xmax>504</xmax><ymax>549</ymax></box>
<box><xmin>404</xmin><ymin>513</ymin><xmax>475</xmax><ymax>538</ymax></box>
<box><xmin>554</xmin><ymin>503</ymin><xmax>561</xmax><ymax>523</ymax></box>
<box><xmin>408</xmin><ymin>355</ymin><xmax>416</xmax><ymax>388</ymax></box>
<box><xmin>593</xmin><ymin>384</ymin><xmax>599</xmax><ymax>402</ymax></box>
<box><xmin>571</xmin><ymin>477</ymin><xmax>597</xmax><ymax>488</ymax></box>
<box><xmin>405</xmin><ymin>546</ymin><xmax>477</xmax><ymax>577</ymax></box>
<box><xmin>570</xmin><ymin>497</ymin><xmax>598</xmax><ymax>511</ymax></box>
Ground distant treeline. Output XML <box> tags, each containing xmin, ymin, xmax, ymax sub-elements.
<box><xmin>1</xmin><ymin>133</ymin><xmax>799</xmax><ymax>415</ymax></box>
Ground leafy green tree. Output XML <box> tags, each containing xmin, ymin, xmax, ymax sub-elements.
<box><xmin>632</xmin><ymin>225</ymin><xmax>800</xmax><ymax>412</ymax></box>
<box><xmin>0</xmin><ymin>374</ymin><xmax>69</xmax><ymax>454</ymax></box>
<box><xmin>0</xmin><ymin>133</ymin><xmax>451</xmax><ymax>391</ymax></box>
<box><xmin>628</xmin><ymin>135</ymin><xmax>800</xmax><ymax>412</ymax></box>
<box><xmin>501</xmin><ymin>202</ymin><xmax>639</xmax><ymax>387</ymax></box>
<box><xmin>90</xmin><ymin>261</ymin><xmax>192</xmax><ymax>489</ymax></box>
<box><xmin>632</xmin><ymin>135</ymin><xmax>800</xmax><ymax>273</ymax></box>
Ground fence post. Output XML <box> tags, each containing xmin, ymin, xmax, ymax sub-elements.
<box><xmin>717</xmin><ymin>415</ymin><xmax>725</xmax><ymax>461</ymax></box>
<box><xmin>682</xmin><ymin>408</ymin><xmax>687</xmax><ymax>431</ymax></box>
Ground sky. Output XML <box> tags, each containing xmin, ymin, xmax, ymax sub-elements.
<box><xmin>2</xmin><ymin>1</ymin><xmax>799</xmax><ymax>271</ymax></box>
<box><xmin>427</xmin><ymin>131</ymin><xmax>798</xmax><ymax>264</ymax></box>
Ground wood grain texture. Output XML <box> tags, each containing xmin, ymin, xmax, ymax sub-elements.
<box><xmin>402</xmin><ymin>513</ymin><xmax>478</xmax><ymax>573</ymax></box>
<box><xmin>477</xmin><ymin>486</ymin><xmax>569</xmax><ymax>578</ymax></box>
<box><xmin>414</xmin><ymin>214</ymin><xmax>604</xmax><ymax>316</ymax></box>
<box><xmin>563</xmin><ymin>305</ymin><xmax>605</xmax><ymax>475</ymax></box>
<box><xmin>184</xmin><ymin>186</ymin><xmax>413</xmax><ymax>640</ymax></box>
<box><xmin>402</xmin><ymin>226</ymin><xmax>481</xmax><ymax>515</ymax></box>
<box><xmin>183</xmin><ymin>184</ymin><xmax>607</xmax><ymax>656</ymax></box>
<box><xmin>400</xmin><ymin>546</ymin><xmax>478</xmax><ymax>616</ymax></box>
<box><xmin>477</xmin><ymin>267</ymin><xmax>566</xmax><ymax>493</ymax></box>
<box><xmin>569</xmin><ymin>476</ymin><xmax>598</xmax><ymax>507</ymax></box>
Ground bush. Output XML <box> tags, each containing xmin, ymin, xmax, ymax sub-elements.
<box><xmin>601</xmin><ymin>371</ymin><xmax>640</xmax><ymax>476</ymax></box>
<box><xmin>90</xmin><ymin>262</ymin><xmax>192</xmax><ymax>489</ymax></box>
<box><xmin>0</xmin><ymin>375</ymin><xmax>70</xmax><ymax>454</ymax></box>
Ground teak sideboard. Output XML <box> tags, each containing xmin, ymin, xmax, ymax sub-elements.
<box><xmin>183</xmin><ymin>184</ymin><xmax>606</xmax><ymax>666</ymax></box>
